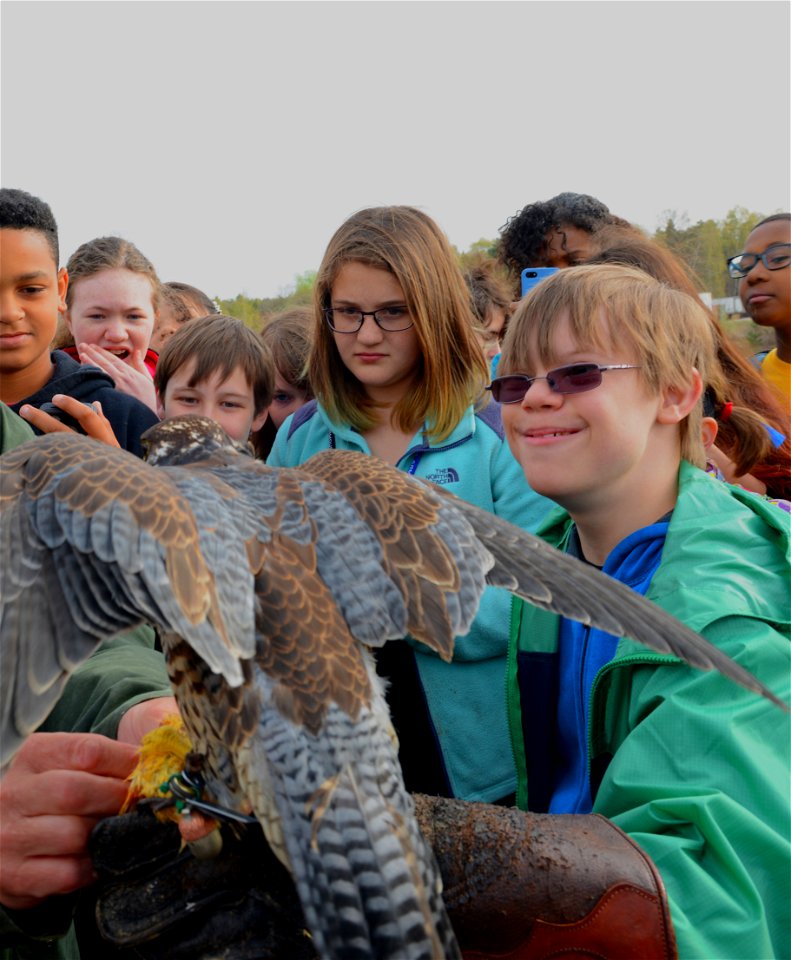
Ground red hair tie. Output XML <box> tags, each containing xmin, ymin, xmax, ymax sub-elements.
<box><xmin>720</xmin><ymin>401</ymin><xmax>733</xmax><ymax>423</ymax></box>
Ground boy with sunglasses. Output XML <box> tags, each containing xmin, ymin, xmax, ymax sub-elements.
<box><xmin>727</xmin><ymin>213</ymin><xmax>791</xmax><ymax>405</ymax></box>
<box><xmin>418</xmin><ymin>264</ymin><xmax>789</xmax><ymax>958</ymax></box>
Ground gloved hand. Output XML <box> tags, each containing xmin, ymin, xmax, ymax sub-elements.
<box><xmin>87</xmin><ymin>796</ymin><xmax>677</xmax><ymax>960</ymax></box>
<box><xmin>413</xmin><ymin>794</ymin><xmax>678</xmax><ymax>960</ymax></box>
<box><xmin>87</xmin><ymin>804</ymin><xmax>316</xmax><ymax>959</ymax></box>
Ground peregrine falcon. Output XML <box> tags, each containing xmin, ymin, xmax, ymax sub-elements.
<box><xmin>0</xmin><ymin>417</ymin><xmax>783</xmax><ymax>959</ymax></box>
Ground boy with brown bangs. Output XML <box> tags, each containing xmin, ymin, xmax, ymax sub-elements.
<box><xmin>38</xmin><ymin>315</ymin><xmax>275</xmax><ymax>451</ymax></box>
<box><xmin>24</xmin><ymin>314</ymin><xmax>275</xmax><ymax>446</ymax></box>
<box><xmin>154</xmin><ymin>314</ymin><xmax>273</xmax><ymax>445</ymax></box>
<box><xmin>55</xmin><ymin>314</ymin><xmax>275</xmax><ymax>445</ymax></box>
<box><xmin>416</xmin><ymin>264</ymin><xmax>789</xmax><ymax>958</ymax></box>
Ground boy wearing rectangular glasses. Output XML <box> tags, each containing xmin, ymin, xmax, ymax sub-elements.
<box><xmin>418</xmin><ymin>263</ymin><xmax>789</xmax><ymax>958</ymax></box>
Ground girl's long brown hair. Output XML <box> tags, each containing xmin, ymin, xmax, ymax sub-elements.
<box><xmin>311</xmin><ymin>206</ymin><xmax>489</xmax><ymax>443</ymax></box>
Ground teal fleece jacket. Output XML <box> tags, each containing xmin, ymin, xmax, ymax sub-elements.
<box><xmin>507</xmin><ymin>461</ymin><xmax>790</xmax><ymax>958</ymax></box>
<box><xmin>268</xmin><ymin>399</ymin><xmax>554</xmax><ymax>801</ymax></box>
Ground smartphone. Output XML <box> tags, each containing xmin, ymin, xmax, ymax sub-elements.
<box><xmin>520</xmin><ymin>266</ymin><xmax>559</xmax><ymax>297</ymax></box>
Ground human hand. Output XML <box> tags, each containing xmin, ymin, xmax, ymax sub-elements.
<box><xmin>0</xmin><ymin>733</ymin><xmax>138</xmax><ymax>910</ymax></box>
<box><xmin>116</xmin><ymin>697</ymin><xmax>180</xmax><ymax>746</ymax></box>
<box><xmin>19</xmin><ymin>395</ymin><xmax>121</xmax><ymax>448</ymax></box>
<box><xmin>77</xmin><ymin>343</ymin><xmax>158</xmax><ymax>413</ymax></box>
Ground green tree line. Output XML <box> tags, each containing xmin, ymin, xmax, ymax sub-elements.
<box><xmin>217</xmin><ymin>271</ymin><xmax>316</xmax><ymax>330</ymax></box>
<box><xmin>654</xmin><ymin>206</ymin><xmax>767</xmax><ymax>298</ymax></box>
<box><xmin>218</xmin><ymin>207</ymin><xmax>772</xmax><ymax>331</ymax></box>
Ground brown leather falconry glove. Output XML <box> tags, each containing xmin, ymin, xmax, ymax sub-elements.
<box><xmin>413</xmin><ymin>794</ymin><xmax>678</xmax><ymax>960</ymax></box>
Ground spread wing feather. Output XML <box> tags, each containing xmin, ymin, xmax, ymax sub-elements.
<box><xmin>296</xmin><ymin>448</ymin><xmax>787</xmax><ymax>710</ymax></box>
<box><xmin>434</xmin><ymin>488</ymin><xmax>788</xmax><ymax>707</ymax></box>
<box><xmin>285</xmin><ymin>457</ymin><xmax>487</xmax><ymax>660</ymax></box>
<box><xmin>0</xmin><ymin>434</ymin><xmax>256</xmax><ymax>772</ymax></box>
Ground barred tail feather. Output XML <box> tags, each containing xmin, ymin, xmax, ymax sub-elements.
<box><xmin>246</xmin><ymin>705</ymin><xmax>460</xmax><ymax>960</ymax></box>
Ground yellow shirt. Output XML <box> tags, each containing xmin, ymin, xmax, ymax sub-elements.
<box><xmin>760</xmin><ymin>348</ymin><xmax>791</xmax><ymax>409</ymax></box>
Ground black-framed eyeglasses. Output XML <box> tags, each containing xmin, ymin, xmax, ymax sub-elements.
<box><xmin>324</xmin><ymin>306</ymin><xmax>414</xmax><ymax>333</ymax></box>
<box><xmin>487</xmin><ymin>363</ymin><xmax>641</xmax><ymax>404</ymax></box>
<box><xmin>726</xmin><ymin>243</ymin><xmax>791</xmax><ymax>279</ymax></box>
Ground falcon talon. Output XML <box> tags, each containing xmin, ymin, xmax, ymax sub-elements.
<box><xmin>179</xmin><ymin>808</ymin><xmax>224</xmax><ymax>859</ymax></box>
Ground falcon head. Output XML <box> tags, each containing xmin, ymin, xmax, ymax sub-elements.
<box><xmin>143</xmin><ymin>416</ymin><xmax>253</xmax><ymax>467</ymax></box>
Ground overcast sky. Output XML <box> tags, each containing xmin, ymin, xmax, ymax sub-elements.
<box><xmin>3</xmin><ymin>1</ymin><xmax>789</xmax><ymax>300</ymax></box>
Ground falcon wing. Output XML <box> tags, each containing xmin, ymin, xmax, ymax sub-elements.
<box><xmin>168</xmin><ymin>456</ymin><xmax>461</xmax><ymax>958</ymax></box>
<box><xmin>0</xmin><ymin>434</ymin><xmax>256</xmax><ymax>771</ymax></box>
<box><xmin>296</xmin><ymin>449</ymin><xmax>787</xmax><ymax>711</ymax></box>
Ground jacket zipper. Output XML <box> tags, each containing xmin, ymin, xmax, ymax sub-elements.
<box><xmin>586</xmin><ymin>651</ymin><xmax>680</xmax><ymax>784</ymax></box>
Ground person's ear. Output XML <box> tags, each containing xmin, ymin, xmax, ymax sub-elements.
<box><xmin>57</xmin><ymin>268</ymin><xmax>68</xmax><ymax>317</ymax></box>
<box><xmin>701</xmin><ymin>416</ymin><xmax>718</xmax><ymax>450</ymax></box>
<box><xmin>656</xmin><ymin>368</ymin><xmax>703</xmax><ymax>425</ymax></box>
<box><xmin>155</xmin><ymin>390</ymin><xmax>166</xmax><ymax>421</ymax></box>
<box><xmin>250</xmin><ymin>408</ymin><xmax>268</xmax><ymax>434</ymax></box>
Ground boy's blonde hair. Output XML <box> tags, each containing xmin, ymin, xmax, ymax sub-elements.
<box><xmin>312</xmin><ymin>206</ymin><xmax>489</xmax><ymax>443</ymax></box>
<box><xmin>499</xmin><ymin>264</ymin><xmax>717</xmax><ymax>467</ymax></box>
<box><xmin>155</xmin><ymin>314</ymin><xmax>275</xmax><ymax>415</ymax></box>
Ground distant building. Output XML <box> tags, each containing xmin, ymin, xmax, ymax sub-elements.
<box><xmin>712</xmin><ymin>295</ymin><xmax>745</xmax><ymax>316</ymax></box>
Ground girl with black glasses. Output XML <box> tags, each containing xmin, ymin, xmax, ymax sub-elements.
<box><xmin>268</xmin><ymin>205</ymin><xmax>552</xmax><ymax>805</ymax></box>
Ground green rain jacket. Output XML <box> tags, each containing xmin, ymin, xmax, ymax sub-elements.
<box><xmin>507</xmin><ymin>461</ymin><xmax>790</xmax><ymax>959</ymax></box>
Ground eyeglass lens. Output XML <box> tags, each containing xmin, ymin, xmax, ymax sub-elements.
<box><xmin>727</xmin><ymin>243</ymin><xmax>791</xmax><ymax>278</ymax></box>
<box><xmin>325</xmin><ymin>307</ymin><xmax>413</xmax><ymax>332</ymax></box>
<box><xmin>492</xmin><ymin>363</ymin><xmax>604</xmax><ymax>403</ymax></box>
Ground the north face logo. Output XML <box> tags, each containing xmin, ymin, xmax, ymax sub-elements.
<box><xmin>425</xmin><ymin>467</ymin><xmax>459</xmax><ymax>485</ymax></box>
